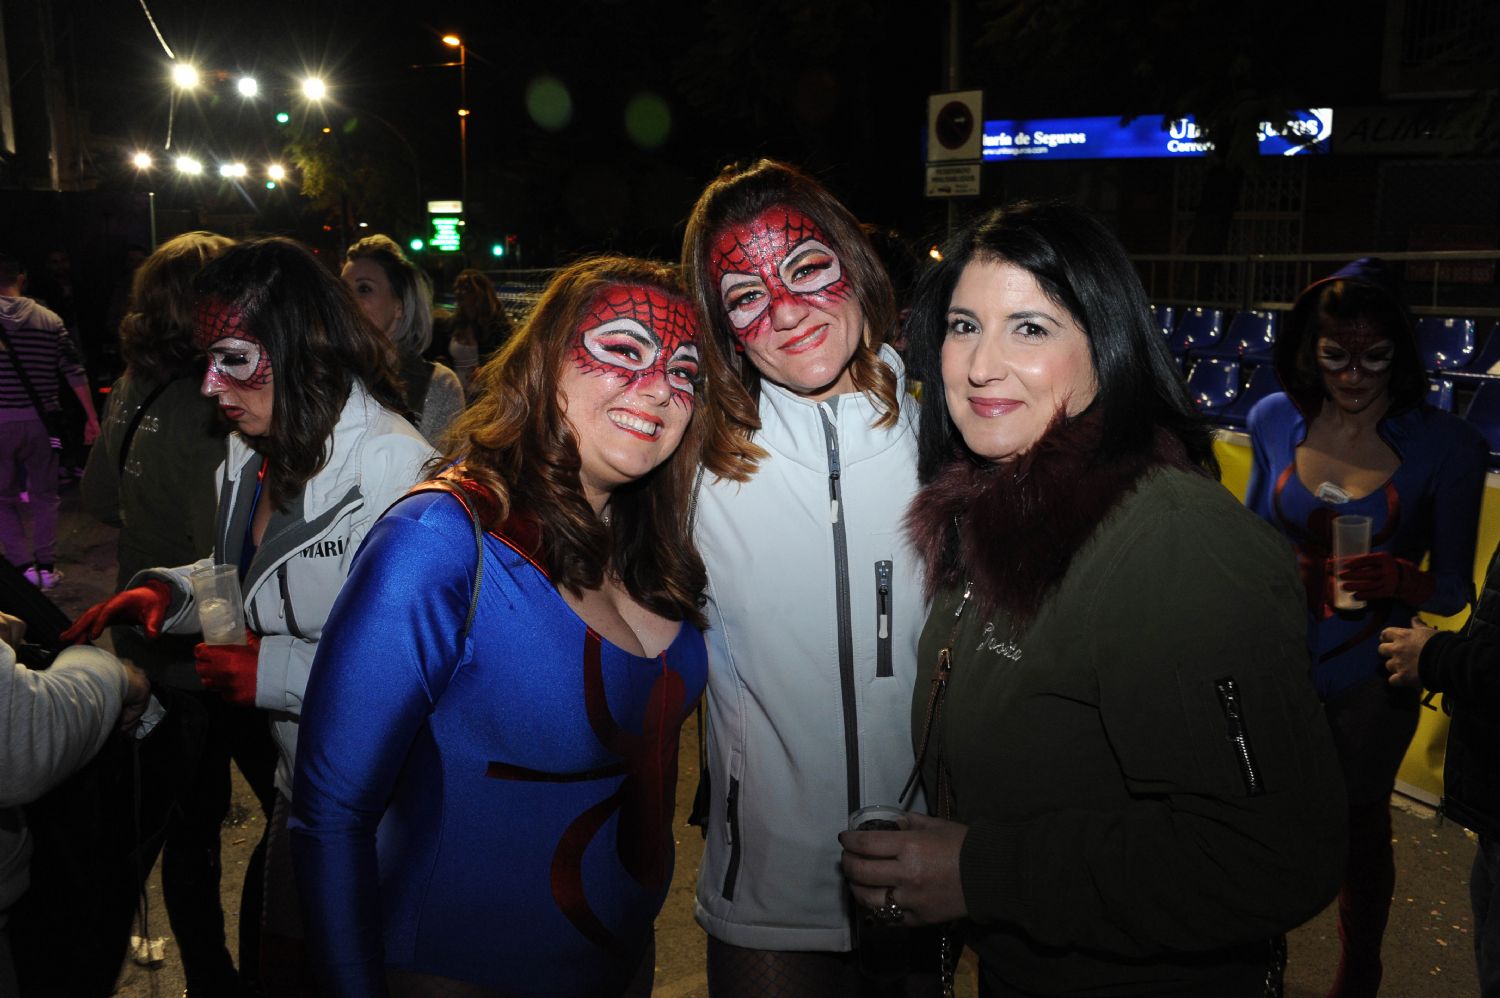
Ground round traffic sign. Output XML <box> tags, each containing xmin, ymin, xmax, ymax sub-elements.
<box><xmin>935</xmin><ymin>100</ymin><xmax>975</xmax><ymax>150</ymax></box>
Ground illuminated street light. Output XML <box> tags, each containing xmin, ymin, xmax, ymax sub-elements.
<box><xmin>131</xmin><ymin>151</ymin><xmax>153</xmax><ymax>170</ymax></box>
<box><xmin>267</xmin><ymin>163</ymin><xmax>286</xmax><ymax>181</ymax></box>
<box><xmin>172</xmin><ymin>63</ymin><xmax>199</xmax><ymax>89</ymax></box>
<box><xmin>439</xmin><ymin>35</ymin><xmax>468</xmax><ymax>210</ymax></box>
<box><xmin>175</xmin><ymin>155</ymin><xmax>203</xmax><ymax>175</ymax></box>
<box><xmin>442</xmin><ymin>34</ymin><xmax>461</xmax><ymax>48</ymax></box>
<box><xmin>217</xmin><ymin>162</ymin><xmax>249</xmax><ymax>179</ymax></box>
<box><xmin>302</xmin><ymin>77</ymin><xmax>327</xmax><ymax>101</ymax></box>
<box><xmin>238</xmin><ymin>76</ymin><xmax>259</xmax><ymax>98</ymax></box>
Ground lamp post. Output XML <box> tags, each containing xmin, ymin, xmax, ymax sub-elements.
<box><xmin>442</xmin><ymin>34</ymin><xmax>468</xmax><ymax>215</ymax></box>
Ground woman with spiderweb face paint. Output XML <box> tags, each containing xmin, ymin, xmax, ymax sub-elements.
<box><xmin>1246</xmin><ymin>259</ymin><xmax>1487</xmax><ymax>995</ymax></box>
<box><xmin>290</xmin><ymin>256</ymin><xmax>764</xmax><ymax>995</ymax></box>
<box><xmin>682</xmin><ymin>160</ymin><xmax>936</xmax><ymax>995</ymax></box>
<box><xmin>63</xmin><ymin>237</ymin><xmax>438</xmax><ymax>994</ymax></box>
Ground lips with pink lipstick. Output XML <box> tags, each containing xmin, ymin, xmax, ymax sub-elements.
<box><xmin>608</xmin><ymin>407</ymin><xmax>664</xmax><ymax>440</ymax></box>
<box><xmin>967</xmin><ymin>396</ymin><xmax>1024</xmax><ymax>417</ymax></box>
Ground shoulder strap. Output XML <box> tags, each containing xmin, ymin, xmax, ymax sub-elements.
<box><xmin>116</xmin><ymin>379</ymin><xmax>176</xmax><ymax>478</ymax></box>
<box><xmin>406</xmin><ymin>481</ymin><xmax>485</xmax><ymax>639</ymax></box>
<box><xmin>0</xmin><ymin>324</ymin><xmax>54</xmax><ymax>423</ymax></box>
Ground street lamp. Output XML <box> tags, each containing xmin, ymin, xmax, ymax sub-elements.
<box><xmin>237</xmin><ymin>76</ymin><xmax>259</xmax><ymax>98</ymax></box>
<box><xmin>172</xmin><ymin>63</ymin><xmax>199</xmax><ymax>89</ymax></box>
<box><xmin>442</xmin><ymin>34</ymin><xmax>467</xmax><ymax>211</ymax></box>
<box><xmin>131</xmin><ymin>151</ymin><xmax>153</xmax><ymax>170</ymax></box>
<box><xmin>267</xmin><ymin>163</ymin><xmax>286</xmax><ymax>181</ymax></box>
<box><xmin>175</xmin><ymin>155</ymin><xmax>202</xmax><ymax>175</ymax></box>
<box><xmin>302</xmin><ymin>76</ymin><xmax>327</xmax><ymax>101</ymax></box>
<box><xmin>218</xmin><ymin>162</ymin><xmax>248</xmax><ymax>179</ymax></box>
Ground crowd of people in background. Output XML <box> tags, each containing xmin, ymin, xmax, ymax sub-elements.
<box><xmin>1</xmin><ymin>159</ymin><xmax>1498</xmax><ymax>998</ymax></box>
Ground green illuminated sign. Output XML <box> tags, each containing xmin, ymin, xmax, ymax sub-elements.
<box><xmin>430</xmin><ymin>216</ymin><xmax>462</xmax><ymax>253</ymax></box>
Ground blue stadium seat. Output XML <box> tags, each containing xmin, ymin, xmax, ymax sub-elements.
<box><xmin>1150</xmin><ymin>304</ymin><xmax>1177</xmax><ymax>340</ymax></box>
<box><xmin>1463</xmin><ymin>381</ymin><xmax>1500</xmax><ymax>466</ymax></box>
<box><xmin>1449</xmin><ymin>320</ymin><xmax>1500</xmax><ymax>386</ymax></box>
<box><xmin>1217</xmin><ymin>364</ymin><xmax>1282</xmax><ymax>429</ymax></box>
<box><xmin>1417</xmin><ymin>317</ymin><xmax>1476</xmax><ymax>372</ymax></box>
<box><xmin>1185</xmin><ymin>356</ymin><xmax>1242</xmax><ymax>419</ymax></box>
<box><xmin>1198</xmin><ymin>310</ymin><xmax>1279</xmax><ymax>361</ymax></box>
<box><xmin>1428</xmin><ymin>378</ymin><xmax>1455</xmax><ymax>412</ymax></box>
<box><xmin>1169</xmin><ymin>307</ymin><xmax>1223</xmax><ymax>357</ymax></box>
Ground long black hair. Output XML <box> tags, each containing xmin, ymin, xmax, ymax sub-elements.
<box><xmin>907</xmin><ymin>200</ymin><xmax>1218</xmax><ymax>483</ymax></box>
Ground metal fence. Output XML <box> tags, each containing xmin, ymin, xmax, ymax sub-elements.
<box><xmin>1131</xmin><ymin>249</ymin><xmax>1500</xmax><ymax>318</ymax></box>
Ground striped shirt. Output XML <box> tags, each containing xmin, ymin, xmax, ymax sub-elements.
<box><xmin>0</xmin><ymin>295</ymin><xmax>85</xmax><ymax>418</ymax></box>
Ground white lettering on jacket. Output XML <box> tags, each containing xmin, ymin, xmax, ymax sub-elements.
<box><xmin>976</xmin><ymin>622</ymin><xmax>1023</xmax><ymax>661</ymax></box>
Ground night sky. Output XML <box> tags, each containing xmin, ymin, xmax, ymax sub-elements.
<box><xmin>22</xmin><ymin>0</ymin><xmax>946</xmax><ymax>262</ymax></box>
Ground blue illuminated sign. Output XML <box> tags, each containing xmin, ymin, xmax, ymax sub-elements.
<box><xmin>981</xmin><ymin>109</ymin><xmax>1332</xmax><ymax>162</ymax></box>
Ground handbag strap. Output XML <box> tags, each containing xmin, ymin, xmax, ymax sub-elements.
<box><xmin>899</xmin><ymin>579</ymin><xmax>973</xmax><ymax>817</ymax></box>
<box><xmin>404</xmin><ymin>480</ymin><xmax>486</xmax><ymax>639</ymax></box>
<box><xmin>0</xmin><ymin>324</ymin><xmax>56</xmax><ymax>425</ymax></box>
<box><xmin>116</xmin><ymin>379</ymin><xmax>175</xmax><ymax>478</ymax></box>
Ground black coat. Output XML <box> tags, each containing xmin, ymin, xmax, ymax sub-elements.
<box><xmin>1422</xmin><ymin>540</ymin><xmax>1500</xmax><ymax>839</ymax></box>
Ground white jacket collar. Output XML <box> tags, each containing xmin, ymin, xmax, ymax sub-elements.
<box><xmin>756</xmin><ymin>344</ymin><xmax>914</xmax><ymax>471</ymax></box>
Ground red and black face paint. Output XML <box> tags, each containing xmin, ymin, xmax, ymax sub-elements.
<box><xmin>709</xmin><ymin>205</ymin><xmax>853</xmax><ymax>344</ymax></box>
<box><xmin>194</xmin><ymin>297</ymin><xmax>272</xmax><ymax>391</ymax></box>
<box><xmin>572</xmin><ymin>285</ymin><xmax>701</xmax><ymax>408</ymax></box>
<box><xmin>1316</xmin><ymin>317</ymin><xmax>1395</xmax><ymax>375</ymax></box>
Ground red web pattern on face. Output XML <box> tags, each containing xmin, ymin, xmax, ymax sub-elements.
<box><xmin>708</xmin><ymin>205</ymin><xmax>853</xmax><ymax>343</ymax></box>
<box><xmin>194</xmin><ymin>296</ymin><xmax>272</xmax><ymax>390</ymax></box>
<box><xmin>572</xmin><ymin>284</ymin><xmax>700</xmax><ymax>408</ymax></box>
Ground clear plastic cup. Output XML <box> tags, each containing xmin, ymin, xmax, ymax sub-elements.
<box><xmin>849</xmin><ymin>804</ymin><xmax>907</xmax><ymax>832</ymax></box>
<box><xmin>1332</xmin><ymin>514</ymin><xmax>1372</xmax><ymax>611</ymax></box>
<box><xmin>191</xmin><ymin>564</ymin><xmax>246</xmax><ymax>645</ymax></box>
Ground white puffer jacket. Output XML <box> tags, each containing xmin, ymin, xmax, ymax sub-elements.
<box><xmin>139</xmin><ymin>383</ymin><xmax>436</xmax><ymax>797</ymax></box>
<box><xmin>694</xmin><ymin>345</ymin><xmax>927</xmax><ymax>951</ymax></box>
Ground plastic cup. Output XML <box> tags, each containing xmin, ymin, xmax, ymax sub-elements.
<box><xmin>191</xmin><ymin>564</ymin><xmax>246</xmax><ymax>645</ymax></box>
<box><xmin>849</xmin><ymin>804</ymin><xmax>907</xmax><ymax>833</ymax></box>
<box><xmin>1332</xmin><ymin>514</ymin><xmax>1372</xmax><ymax>611</ymax></box>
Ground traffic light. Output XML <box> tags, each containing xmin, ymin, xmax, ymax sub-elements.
<box><xmin>505</xmin><ymin>234</ymin><xmax>520</xmax><ymax>262</ymax></box>
<box><xmin>275</xmin><ymin>111</ymin><xmax>291</xmax><ymax>125</ymax></box>
<box><xmin>490</xmin><ymin>242</ymin><xmax>505</xmax><ymax>258</ymax></box>
<box><xmin>409</xmin><ymin>237</ymin><xmax>425</xmax><ymax>253</ymax></box>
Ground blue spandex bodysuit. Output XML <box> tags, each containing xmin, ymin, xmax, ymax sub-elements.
<box><xmin>1246</xmin><ymin>393</ymin><xmax>1486</xmax><ymax>700</ymax></box>
<box><xmin>291</xmin><ymin>490</ymin><xmax>706</xmax><ymax>996</ymax></box>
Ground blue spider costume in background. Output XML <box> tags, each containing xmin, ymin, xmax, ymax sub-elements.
<box><xmin>1247</xmin><ymin>394</ymin><xmax>1486</xmax><ymax>700</ymax></box>
<box><xmin>291</xmin><ymin>489</ymin><xmax>706</xmax><ymax>996</ymax></box>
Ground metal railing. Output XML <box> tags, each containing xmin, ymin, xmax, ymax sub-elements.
<box><xmin>1132</xmin><ymin>250</ymin><xmax>1500</xmax><ymax>318</ymax></box>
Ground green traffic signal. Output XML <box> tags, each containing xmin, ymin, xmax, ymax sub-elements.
<box><xmin>409</xmin><ymin>238</ymin><xmax>425</xmax><ymax>252</ymax></box>
<box><xmin>491</xmin><ymin>243</ymin><xmax>506</xmax><ymax>258</ymax></box>
<box><xmin>275</xmin><ymin>111</ymin><xmax>291</xmax><ymax>125</ymax></box>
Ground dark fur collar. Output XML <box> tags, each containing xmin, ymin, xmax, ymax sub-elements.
<box><xmin>906</xmin><ymin>412</ymin><xmax>1193</xmax><ymax>627</ymax></box>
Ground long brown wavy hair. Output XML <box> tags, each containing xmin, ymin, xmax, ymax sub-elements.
<box><xmin>439</xmin><ymin>256</ymin><xmax>761</xmax><ymax>627</ymax></box>
<box><xmin>193</xmin><ymin>237</ymin><xmax>405</xmax><ymax>510</ymax></box>
<box><xmin>682</xmin><ymin>159</ymin><xmax>901</xmax><ymax>430</ymax></box>
<box><xmin>121</xmin><ymin>231</ymin><xmax>235</xmax><ymax>382</ymax></box>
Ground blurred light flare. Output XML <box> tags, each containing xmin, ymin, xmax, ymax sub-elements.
<box><xmin>172</xmin><ymin>63</ymin><xmax>199</xmax><ymax>89</ymax></box>
<box><xmin>267</xmin><ymin>164</ymin><xmax>286</xmax><ymax>181</ymax></box>
<box><xmin>131</xmin><ymin>151</ymin><xmax>153</xmax><ymax>170</ymax></box>
<box><xmin>302</xmin><ymin>77</ymin><xmax>327</xmax><ymax>101</ymax></box>
<box><xmin>175</xmin><ymin>155</ymin><xmax>202</xmax><ymax>175</ymax></box>
<box><xmin>237</xmin><ymin>77</ymin><xmax>259</xmax><ymax>97</ymax></box>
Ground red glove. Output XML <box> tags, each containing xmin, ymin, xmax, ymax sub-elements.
<box><xmin>194</xmin><ymin>632</ymin><xmax>260</xmax><ymax>706</ymax></box>
<box><xmin>1338</xmin><ymin>552</ymin><xmax>1437</xmax><ymax>606</ymax></box>
<box><xmin>61</xmin><ymin>580</ymin><xmax>174</xmax><ymax>644</ymax></box>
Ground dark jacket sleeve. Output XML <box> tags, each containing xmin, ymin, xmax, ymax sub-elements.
<box><xmin>958</xmin><ymin>490</ymin><xmax>1346</xmax><ymax>957</ymax></box>
<box><xmin>1417</xmin><ymin>420</ymin><xmax>1487</xmax><ymax>617</ymax></box>
<box><xmin>1420</xmin><ymin>630</ymin><xmax>1500</xmax><ymax>708</ymax></box>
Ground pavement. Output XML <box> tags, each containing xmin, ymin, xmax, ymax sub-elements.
<box><xmin>22</xmin><ymin>484</ymin><xmax>1485</xmax><ymax>997</ymax></box>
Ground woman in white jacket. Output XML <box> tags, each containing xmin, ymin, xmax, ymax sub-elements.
<box><xmin>682</xmin><ymin>160</ymin><xmax>929</xmax><ymax>995</ymax></box>
<box><xmin>65</xmin><ymin>238</ymin><xmax>436</xmax><ymax>995</ymax></box>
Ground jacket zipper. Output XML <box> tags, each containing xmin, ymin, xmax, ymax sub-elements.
<box><xmin>721</xmin><ymin>774</ymin><xmax>742</xmax><ymax>900</ymax></box>
<box><xmin>1215</xmin><ymin>676</ymin><xmax>1264</xmax><ymax>797</ymax></box>
<box><xmin>875</xmin><ymin>559</ymin><xmax>894</xmax><ymax>678</ymax></box>
<box><xmin>820</xmin><ymin>404</ymin><xmax>861</xmax><ymax>818</ymax></box>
